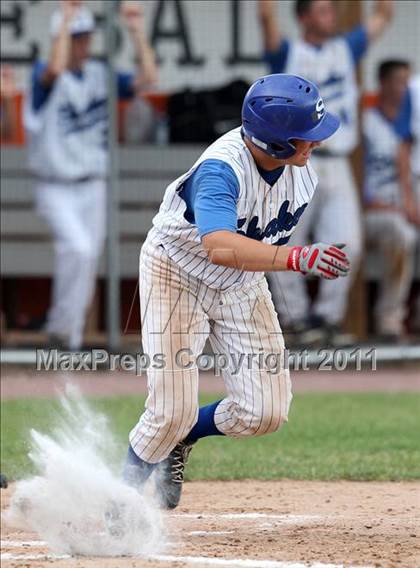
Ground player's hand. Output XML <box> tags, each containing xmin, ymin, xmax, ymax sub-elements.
<box><xmin>120</xmin><ymin>1</ymin><xmax>144</xmax><ymax>33</ymax></box>
<box><xmin>258</xmin><ymin>0</ymin><xmax>277</xmax><ymax>18</ymax></box>
<box><xmin>404</xmin><ymin>208</ymin><xmax>420</xmax><ymax>227</ymax></box>
<box><xmin>0</xmin><ymin>65</ymin><xmax>16</xmax><ymax>99</ymax></box>
<box><xmin>60</xmin><ymin>0</ymin><xmax>82</xmax><ymax>21</ymax></box>
<box><xmin>287</xmin><ymin>242</ymin><xmax>350</xmax><ymax>279</ymax></box>
<box><xmin>403</xmin><ymin>195</ymin><xmax>420</xmax><ymax>227</ymax></box>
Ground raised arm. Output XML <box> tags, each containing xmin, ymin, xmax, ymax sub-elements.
<box><xmin>41</xmin><ymin>0</ymin><xmax>80</xmax><ymax>86</ymax></box>
<box><xmin>366</xmin><ymin>0</ymin><xmax>393</xmax><ymax>42</ymax></box>
<box><xmin>120</xmin><ymin>1</ymin><xmax>158</xmax><ymax>89</ymax></box>
<box><xmin>258</xmin><ymin>0</ymin><xmax>282</xmax><ymax>53</ymax></box>
<box><xmin>0</xmin><ymin>65</ymin><xmax>17</xmax><ymax>139</ymax></box>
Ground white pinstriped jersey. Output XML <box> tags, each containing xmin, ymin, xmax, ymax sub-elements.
<box><xmin>363</xmin><ymin>108</ymin><xmax>403</xmax><ymax>207</ymax></box>
<box><xmin>147</xmin><ymin>127</ymin><xmax>318</xmax><ymax>291</ymax></box>
<box><xmin>410</xmin><ymin>75</ymin><xmax>420</xmax><ymax>177</ymax></box>
<box><xmin>284</xmin><ymin>38</ymin><xmax>358</xmax><ymax>155</ymax></box>
<box><xmin>24</xmin><ymin>60</ymin><xmax>108</xmax><ymax>180</ymax></box>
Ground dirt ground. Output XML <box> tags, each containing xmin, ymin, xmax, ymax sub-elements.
<box><xmin>2</xmin><ymin>366</ymin><xmax>420</xmax><ymax>567</ymax></box>
<box><xmin>1</xmin><ymin>480</ymin><xmax>420</xmax><ymax>568</ymax></box>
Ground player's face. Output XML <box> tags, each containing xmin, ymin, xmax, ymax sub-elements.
<box><xmin>381</xmin><ymin>68</ymin><xmax>410</xmax><ymax>105</ymax></box>
<box><xmin>301</xmin><ymin>0</ymin><xmax>337</xmax><ymax>38</ymax></box>
<box><xmin>289</xmin><ymin>139</ymin><xmax>322</xmax><ymax>166</ymax></box>
<box><xmin>70</xmin><ymin>33</ymin><xmax>92</xmax><ymax>68</ymax></box>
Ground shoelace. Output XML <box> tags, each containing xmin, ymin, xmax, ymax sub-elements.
<box><xmin>171</xmin><ymin>444</ymin><xmax>193</xmax><ymax>484</ymax></box>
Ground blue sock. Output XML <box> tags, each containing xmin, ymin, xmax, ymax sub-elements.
<box><xmin>126</xmin><ymin>444</ymin><xmax>150</xmax><ymax>467</ymax></box>
<box><xmin>123</xmin><ymin>445</ymin><xmax>156</xmax><ymax>486</ymax></box>
<box><xmin>185</xmin><ymin>400</ymin><xmax>225</xmax><ymax>443</ymax></box>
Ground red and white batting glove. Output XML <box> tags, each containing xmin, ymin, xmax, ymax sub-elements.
<box><xmin>287</xmin><ymin>243</ymin><xmax>350</xmax><ymax>280</ymax></box>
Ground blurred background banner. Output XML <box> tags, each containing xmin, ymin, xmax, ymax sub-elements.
<box><xmin>0</xmin><ymin>0</ymin><xmax>419</xmax><ymax>358</ymax></box>
<box><xmin>1</xmin><ymin>1</ymin><xmax>419</xmax><ymax>91</ymax></box>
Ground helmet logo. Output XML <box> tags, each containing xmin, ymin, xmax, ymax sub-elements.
<box><xmin>312</xmin><ymin>98</ymin><xmax>325</xmax><ymax>122</ymax></box>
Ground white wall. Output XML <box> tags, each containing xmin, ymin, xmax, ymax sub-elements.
<box><xmin>0</xmin><ymin>0</ymin><xmax>296</xmax><ymax>91</ymax></box>
<box><xmin>0</xmin><ymin>0</ymin><xmax>418</xmax><ymax>93</ymax></box>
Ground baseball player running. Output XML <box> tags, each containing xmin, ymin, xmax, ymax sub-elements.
<box><xmin>123</xmin><ymin>74</ymin><xmax>349</xmax><ymax>509</ymax></box>
<box><xmin>258</xmin><ymin>0</ymin><xmax>393</xmax><ymax>346</ymax></box>
<box><xmin>24</xmin><ymin>0</ymin><xmax>157</xmax><ymax>350</ymax></box>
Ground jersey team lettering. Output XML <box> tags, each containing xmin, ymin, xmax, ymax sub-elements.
<box><xmin>237</xmin><ymin>200</ymin><xmax>308</xmax><ymax>243</ymax></box>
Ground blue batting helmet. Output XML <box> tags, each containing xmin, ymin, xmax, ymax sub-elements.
<box><xmin>242</xmin><ymin>74</ymin><xmax>340</xmax><ymax>159</ymax></box>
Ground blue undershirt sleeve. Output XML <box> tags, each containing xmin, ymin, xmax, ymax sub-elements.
<box><xmin>395</xmin><ymin>89</ymin><xmax>412</xmax><ymax>142</ymax></box>
<box><xmin>31</xmin><ymin>61</ymin><xmax>53</xmax><ymax>112</ymax></box>
<box><xmin>343</xmin><ymin>25</ymin><xmax>369</xmax><ymax>64</ymax></box>
<box><xmin>263</xmin><ymin>39</ymin><xmax>290</xmax><ymax>74</ymax></box>
<box><xmin>117</xmin><ymin>72</ymin><xmax>135</xmax><ymax>100</ymax></box>
<box><xmin>181</xmin><ymin>159</ymin><xmax>240</xmax><ymax>238</ymax></box>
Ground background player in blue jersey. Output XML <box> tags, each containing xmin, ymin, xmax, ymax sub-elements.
<box><xmin>407</xmin><ymin>76</ymin><xmax>420</xmax><ymax>334</ymax></box>
<box><xmin>258</xmin><ymin>0</ymin><xmax>393</xmax><ymax>346</ymax></box>
<box><xmin>397</xmin><ymin>74</ymin><xmax>420</xmax><ymax>335</ymax></box>
<box><xmin>123</xmin><ymin>74</ymin><xmax>350</xmax><ymax>510</ymax></box>
<box><xmin>364</xmin><ymin>60</ymin><xmax>418</xmax><ymax>341</ymax></box>
<box><xmin>24</xmin><ymin>0</ymin><xmax>157</xmax><ymax>351</ymax></box>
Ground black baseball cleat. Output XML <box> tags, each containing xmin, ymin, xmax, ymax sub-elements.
<box><xmin>155</xmin><ymin>441</ymin><xmax>195</xmax><ymax>510</ymax></box>
<box><xmin>0</xmin><ymin>473</ymin><xmax>8</xmax><ymax>489</ymax></box>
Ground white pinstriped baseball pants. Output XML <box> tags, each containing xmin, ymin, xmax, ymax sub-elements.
<box><xmin>365</xmin><ymin>210</ymin><xmax>417</xmax><ymax>335</ymax></box>
<box><xmin>129</xmin><ymin>240</ymin><xmax>292</xmax><ymax>464</ymax></box>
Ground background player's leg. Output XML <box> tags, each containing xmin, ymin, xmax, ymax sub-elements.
<box><xmin>79</xmin><ymin>180</ymin><xmax>106</xmax><ymax>258</ymax></box>
<box><xmin>267</xmin><ymin>185</ymin><xmax>320</xmax><ymax>330</ymax></box>
<box><xmin>35</xmin><ymin>181</ymin><xmax>94</xmax><ymax>349</ymax></box>
<box><xmin>366</xmin><ymin>210</ymin><xmax>417</xmax><ymax>337</ymax></box>
<box><xmin>129</xmin><ymin>242</ymin><xmax>210</xmax><ymax>464</ymax></box>
<box><xmin>413</xmin><ymin>178</ymin><xmax>420</xmax><ymax>332</ymax></box>
<box><xmin>77</xmin><ymin>179</ymin><xmax>107</xmax><ymax>340</ymax></box>
<box><xmin>208</xmin><ymin>278</ymin><xmax>292</xmax><ymax>439</ymax></box>
<box><xmin>311</xmin><ymin>157</ymin><xmax>362</xmax><ymax>330</ymax></box>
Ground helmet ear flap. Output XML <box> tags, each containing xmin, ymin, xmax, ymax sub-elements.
<box><xmin>242</xmin><ymin>127</ymin><xmax>297</xmax><ymax>160</ymax></box>
<box><xmin>266</xmin><ymin>139</ymin><xmax>296</xmax><ymax>159</ymax></box>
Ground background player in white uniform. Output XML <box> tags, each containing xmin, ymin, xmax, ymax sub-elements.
<box><xmin>397</xmin><ymin>74</ymin><xmax>420</xmax><ymax>333</ymax></box>
<box><xmin>409</xmin><ymin>76</ymin><xmax>420</xmax><ymax>332</ymax></box>
<box><xmin>123</xmin><ymin>74</ymin><xmax>350</xmax><ymax>509</ymax></box>
<box><xmin>363</xmin><ymin>60</ymin><xmax>417</xmax><ymax>341</ymax></box>
<box><xmin>258</xmin><ymin>0</ymin><xmax>393</xmax><ymax>345</ymax></box>
<box><xmin>408</xmin><ymin>76</ymin><xmax>420</xmax><ymax>207</ymax></box>
<box><xmin>24</xmin><ymin>0</ymin><xmax>157</xmax><ymax>350</ymax></box>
